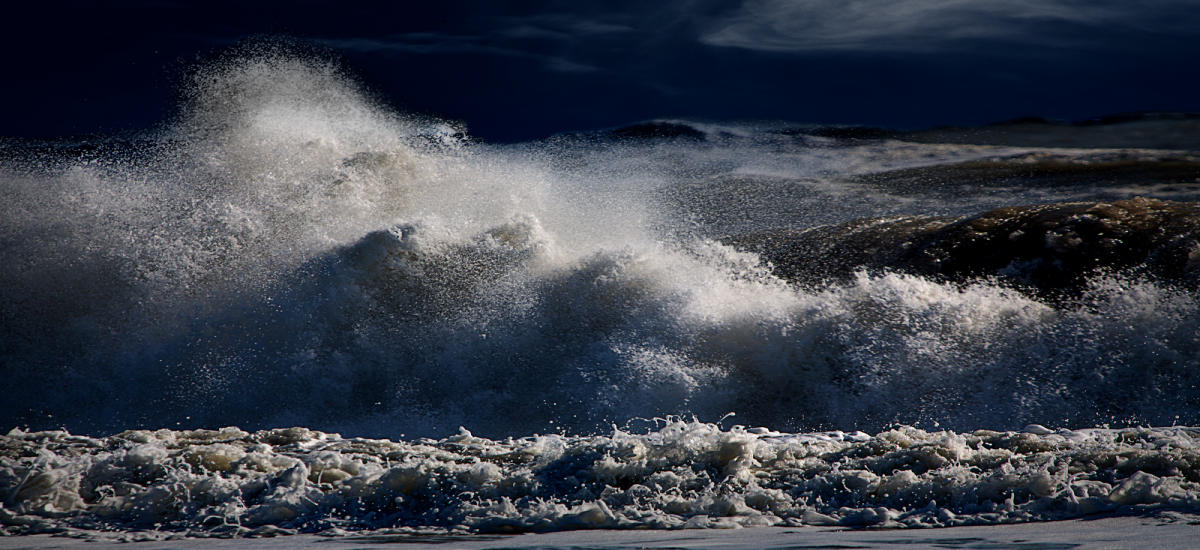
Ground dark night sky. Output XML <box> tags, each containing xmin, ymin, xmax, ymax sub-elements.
<box><xmin>3</xmin><ymin>0</ymin><xmax>1199</xmax><ymax>142</ymax></box>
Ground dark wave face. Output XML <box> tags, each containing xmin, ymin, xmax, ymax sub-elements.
<box><xmin>3</xmin><ymin>53</ymin><xmax>1200</xmax><ymax>536</ymax></box>
<box><xmin>728</xmin><ymin>197</ymin><xmax>1200</xmax><ymax>295</ymax></box>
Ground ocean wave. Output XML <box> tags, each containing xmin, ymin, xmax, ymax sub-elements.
<box><xmin>854</xmin><ymin>151</ymin><xmax>1200</xmax><ymax>200</ymax></box>
<box><xmin>3</xmin><ymin>53</ymin><xmax>1200</xmax><ymax>446</ymax></box>
<box><xmin>727</xmin><ymin>197</ymin><xmax>1200</xmax><ymax>295</ymax></box>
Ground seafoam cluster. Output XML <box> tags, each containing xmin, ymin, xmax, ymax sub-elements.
<box><xmin>2</xmin><ymin>421</ymin><xmax>1198</xmax><ymax>538</ymax></box>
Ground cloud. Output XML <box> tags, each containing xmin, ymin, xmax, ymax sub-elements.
<box><xmin>700</xmin><ymin>0</ymin><xmax>1198</xmax><ymax>53</ymax></box>
<box><xmin>317</xmin><ymin>14</ymin><xmax>636</xmax><ymax>74</ymax></box>
<box><xmin>491</xmin><ymin>14</ymin><xmax>636</xmax><ymax>37</ymax></box>
<box><xmin>320</xmin><ymin>33</ymin><xmax>602</xmax><ymax>73</ymax></box>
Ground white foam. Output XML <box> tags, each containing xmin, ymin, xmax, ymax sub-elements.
<box><xmin>3</xmin><ymin>422</ymin><xmax>1200</xmax><ymax>536</ymax></box>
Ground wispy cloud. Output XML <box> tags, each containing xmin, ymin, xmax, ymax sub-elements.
<box><xmin>700</xmin><ymin>0</ymin><xmax>1197</xmax><ymax>53</ymax></box>
<box><xmin>318</xmin><ymin>14</ymin><xmax>635</xmax><ymax>74</ymax></box>
<box><xmin>492</xmin><ymin>14</ymin><xmax>636</xmax><ymax>37</ymax></box>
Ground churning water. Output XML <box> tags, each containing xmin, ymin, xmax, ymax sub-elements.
<box><xmin>3</xmin><ymin>53</ymin><xmax>1200</xmax><ymax>536</ymax></box>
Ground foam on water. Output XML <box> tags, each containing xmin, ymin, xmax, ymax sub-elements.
<box><xmin>3</xmin><ymin>421</ymin><xmax>1200</xmax><ymax>537</ymax></box>
<box><xmin>2</xmin><ymin>53</ymin><xmax>1199</xmax><ymax>453</ymax></box>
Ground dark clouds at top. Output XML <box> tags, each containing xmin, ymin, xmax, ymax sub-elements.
<box><xmin>3</xmin><ymin>0</ymin><xmax>1198</xmax><ymax>142</ymax></box>
<box><xmin>702</xmin><ymin>0</ymin><xmax>1198</xmax><ymax>53</ymax></box>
